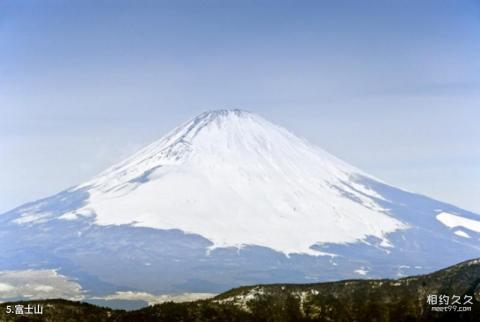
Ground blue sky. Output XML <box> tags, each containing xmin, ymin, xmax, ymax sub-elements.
<box><xmin>1</xmin><ymin>0</ymin><xmax>479</xmax><ymax>213</ymax></box>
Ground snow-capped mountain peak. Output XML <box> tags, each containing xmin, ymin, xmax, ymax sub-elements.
<box><xmin>4</xmin><ymin>109</ymin><xmax>480</xmax><ymax>298</ymax></box>
<box><xmin>75</xmin><ymin>109</ymin><xmax>405</xmax><ymax>255</ymax></box>
<box><xmin>85</xmin><ymin>109</ymin><xmax>358</xmax><ymax>191</ymax></box>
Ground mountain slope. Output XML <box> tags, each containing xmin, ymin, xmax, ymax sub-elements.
<box><xmin>1</xmin><ymin>109</ymin><xmax>479</xmax><ymax>301</ymax></box>
<box><xmin>77</xmin><ymin>109</ymin><xmax>404</xmax><ymax>255</ymax></box>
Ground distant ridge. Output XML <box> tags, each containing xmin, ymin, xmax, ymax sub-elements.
<box><xmin>1</xmin><ymin>258</ymin><xmax>478</xmax><ymax>321</ymax></box>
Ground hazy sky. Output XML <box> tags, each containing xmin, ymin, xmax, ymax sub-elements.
<box><xmin>1</xmin><ymin>0</ymin><xmax>479</xmax><ymax>213</ymax></box>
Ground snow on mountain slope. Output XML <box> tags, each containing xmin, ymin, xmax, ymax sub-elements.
<box><xmin>3</xmin><ymin>109</ymin><xmax>480</xmax><ymax>301</ymax></box>
<box><xmin>436</xmin><ymin>212</ymin><xmax>480</xmax><ymax>233</ymax></box>
<box><xmin>72</xmin><ymin>110</ymin><xmax>406</xmax><ymax>255</ymax></box>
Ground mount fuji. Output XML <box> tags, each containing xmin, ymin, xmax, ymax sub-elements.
<box><xmin>1</xmin><ymin>109</ymin><xmax>479</xmax><ymax>302</ymax></box>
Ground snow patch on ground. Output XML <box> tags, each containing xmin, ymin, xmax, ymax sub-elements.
<box><xmin>58</xmin><ymin>209</ymin><xmax>94</xmax><ymax>221</ymax></box>
<box><xmin>12</xmin><ymin>212</ymin><xmax>52</xmax><ymax>225</ymax></box>
<box><xmin>436</xmin><ymin>212</ymin><xmax>480</xmax><ymax>233</ymax></box>
<box><xmin>216</xmin><ymin>286</ymin><xmax>266</xmax><ymax>309</ymax></box>
<box><xmin>349</xmin><ymin>181</ymin><xmax>387</xmax><ymax>201</ymax></box>
<box><xmin>58</xmin><ymin>212</ymin><xmax>79</xmax><ymax>220</ymax></box>
<box><xmin>454</xmin><ymin>230</ymin><xmax>471</xmax><ymax>238</ymax></box>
